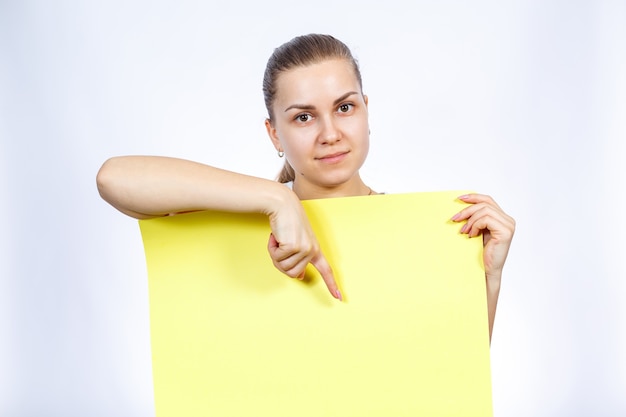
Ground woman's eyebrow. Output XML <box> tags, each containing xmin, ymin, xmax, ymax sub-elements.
<box><xmin>284</xmin><ymin>91</ymin><xmax>359</xmax><ymax>112</ymax></box>
<box><xmin>333</xmin><ymin>91</ymin><xmax>359</xmax><ymax>106</ymax></box>
<box><xmin>284</xmin><ymin>103</ymin><xmax>315</xmax><ymax>112</ymax></box>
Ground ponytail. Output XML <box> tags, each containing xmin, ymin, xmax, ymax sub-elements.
<box><xmin>276</xmin><ymin>161</ymin><xmax>295</xmax><ymax>183</ymax></box>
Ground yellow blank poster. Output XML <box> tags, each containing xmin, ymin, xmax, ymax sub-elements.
<box><xmin>139</xmin><ymin>191</ymin><xmax>492</xmax><ymax>417</ymax></box>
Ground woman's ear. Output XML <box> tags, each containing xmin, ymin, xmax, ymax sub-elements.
<box><xmin>265</xmin><ymin>118</ymin><xmax>282</xmax><ymax>151</ymax></box>
<box><xmin>363</xmin><ymin>94</ymin><xmax>369</xmax><ymax>107</ymax></box>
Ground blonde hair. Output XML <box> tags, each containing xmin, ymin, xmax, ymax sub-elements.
<box><xmin>276</xmin><ymin>162</ymin><xmax>296</xmax><ymax>184</ymax></box>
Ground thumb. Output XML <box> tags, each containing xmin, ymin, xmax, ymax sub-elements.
<box><xmin>267</xmin><ymin>232</ymin><xmax>279</xmax><ymax>253</ymax></box>
<box><xmin>311</xmin><ymin>252</ymin><xmax>342</xmax><ymax>301</ymax></box>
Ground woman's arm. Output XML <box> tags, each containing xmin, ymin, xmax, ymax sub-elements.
<box><xmin>96</xmin><ymin>156</ymin><xmax>341</xmax><ymax>300</ymax></box>
<box><xmin>97</xmin><ymin>155</ymin><xmax>290</xmax><ymax>219</ymax></box>
<box><xmin>451</xmin><ymin>193</ymin><xmax>515</xmax><ymax>343</ymax></box>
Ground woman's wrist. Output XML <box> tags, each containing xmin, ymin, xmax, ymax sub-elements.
<box><xmin>260</xmin><ymin>181</ymin><xmax>300</xmax><ymax>218</ymax></box>
<box><xmin>485</xmin><ymin>272</ymin><xmax>502</xmax><ymax>291</ymax></box>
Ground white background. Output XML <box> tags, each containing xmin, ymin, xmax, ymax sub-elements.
<box><xmin>1</xmin><ymin>0</ymin><xmax>625</xmax><ymax>416</ymax></box>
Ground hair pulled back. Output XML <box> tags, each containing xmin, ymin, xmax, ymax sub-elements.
<box><xmin>262</xmin><ymin>34</ymin><xmax>363</xmax><ymax>183</ymax></box>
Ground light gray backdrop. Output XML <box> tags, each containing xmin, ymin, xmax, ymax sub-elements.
<box><xmin>1</xmin><ymin>0</ymin><xmax>625</xmax><ymax>416</ymax></box>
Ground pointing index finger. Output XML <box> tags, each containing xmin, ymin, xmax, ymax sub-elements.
<box><xmin>311</xmin><ymin>253</ymin><xmax>342</xmax><ymax>301</ymax></box>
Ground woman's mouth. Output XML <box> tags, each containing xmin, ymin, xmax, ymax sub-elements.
<box><xmin>316</xmin><ymin>151</ymin><xmax>349</xmax><ymax>164</ymax></box>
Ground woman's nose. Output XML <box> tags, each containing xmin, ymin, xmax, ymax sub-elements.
<box><xmin>319</xmin><ymin>116</ymin><xmax>341</xmax><ymax>144</ymax></box>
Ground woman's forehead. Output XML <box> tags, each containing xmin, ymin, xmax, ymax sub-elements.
<box><xmin>274</xmin><ymin>59</ymin><xmax>360</xmax><ymax>105</ymax></box>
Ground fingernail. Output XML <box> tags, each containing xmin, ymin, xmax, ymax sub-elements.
<box><xmin>458</xmin><ymin>194</ymin><xmax>469</xmax><ymax>200</ymax></box>
<box><xmin>335</xmin><ymin>289</ymin><xmax>343</xmax><ymax>301</ymax></box>
<box><xmin>451</xmin><ymin>213</ymin><xmax>461</xmax><ymax>221</ymax></box>
<box><xmin>460</xmin><ymin>224</ymin><xmax>468</xmax><ymax>233</ymax></box>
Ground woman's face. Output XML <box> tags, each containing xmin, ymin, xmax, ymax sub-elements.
<box><xmin>266</xmin><ymin>59</ymin><xmax>369</xmax><ymax>191</ymax></box>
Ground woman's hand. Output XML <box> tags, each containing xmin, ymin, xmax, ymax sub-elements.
<box><xmin>452</xmin><ymin>194</ymin><xmax>515</xmax><ymax>279</ymax></box>
<box><xmin>452</xmin><ymin>193</ymin><xmax>515</xmax><ymax>342</ymax></box>
<box><xmin>266</xmin><ymin>192</ymin><xmax>342</xmax><ymax>301</ymax></box>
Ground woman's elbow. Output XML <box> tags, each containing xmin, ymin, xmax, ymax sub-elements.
<box><xmin>96</xmin><ymin>157</ymin><xmax>124</xmax><ymax>204</ymax></box>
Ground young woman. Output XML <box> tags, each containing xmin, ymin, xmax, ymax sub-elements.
<box><xmin>97</xmin><ymin>34</ymin><xmax>515</xmax><ymax>339</ymax></box>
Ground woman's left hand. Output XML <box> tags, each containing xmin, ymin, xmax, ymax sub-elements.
<box><xmin>451</xmin><ymin>194</ymin><xmax>515</xmax><ymax>279</ymax></box>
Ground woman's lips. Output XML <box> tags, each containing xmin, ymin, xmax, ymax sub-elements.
<box><xmin>316</xmin><ymin>151</ymin><xmax>349</xmax><ymax>164</ymax></box>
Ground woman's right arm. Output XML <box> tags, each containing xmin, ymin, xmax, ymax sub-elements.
<box><xmin>96</xmin><ymin>156</ymin><xmax>341</xmax><ymax>300</ymax></box>
<box><xmin>97</xmin><ymin>155</ymin><xmax>290</xmax><ymax>219</ymax></box>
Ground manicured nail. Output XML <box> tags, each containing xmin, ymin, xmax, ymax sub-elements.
<box><xmin>460</xmin><ymin>224</ymin><xmax>468</xmax><ymax>233</ymax></box>
<box><xmin>335</xmin><ymin>289</ymin><xmax>343</xmax><ymax>301</ymax></box>
<box><xmin>458</xmin><ymin>194</ymin><xmax>470</xmax><ymax>200</ymax></box>
<box><xmin>451</xmin><ymin>213</ymin><xmax>461</xmax><ymax>221</ymax></box>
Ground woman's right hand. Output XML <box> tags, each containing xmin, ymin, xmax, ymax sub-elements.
<box><xmin>266</xmin><ymin>195</ymin><xmax>342</xmax><ymax>301</ymax></box>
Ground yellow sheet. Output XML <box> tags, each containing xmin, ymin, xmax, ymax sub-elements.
<box><xmin>139</xmin><ymin>191</ymin><xmax>492</xmax><ymax>417</ymax></box>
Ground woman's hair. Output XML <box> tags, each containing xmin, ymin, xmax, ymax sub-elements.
<box><xmin>263</xmin><ymin>34</ymin><xmax>363</xmax><ymax>183</ymax></box>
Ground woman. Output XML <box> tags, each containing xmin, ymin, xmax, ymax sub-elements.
<box><xmin>97</xmin><ymin>34</ymin><xmax>515</xmax><ymax>339</ymax></box>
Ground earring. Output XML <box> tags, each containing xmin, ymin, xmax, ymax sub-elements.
<box><xmin>278</xmin><ymin>150</ymin><xmax>284</xmax><ymax>158</ymax></box>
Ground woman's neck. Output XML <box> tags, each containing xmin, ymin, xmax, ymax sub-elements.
<box><xmin>292</xmin><ymin>175</ymin><xmax>373</xmax><ymax>200</ymax></box>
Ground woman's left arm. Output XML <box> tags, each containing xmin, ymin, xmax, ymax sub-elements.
<box><xmin>451</xmin><ymin>194</ymin><xmax>515</xmax><ymax>343</ymax></box>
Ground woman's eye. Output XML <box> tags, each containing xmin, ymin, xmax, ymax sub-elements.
<box><xmin>297</xmin><ymin>114</ymin><xmax>311</xmax><ymax>122</ymax></box>
<box><xmin>338</xmin><ymin>103</ymin><xmax>353</xmax><ymax>113</ymax></box>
